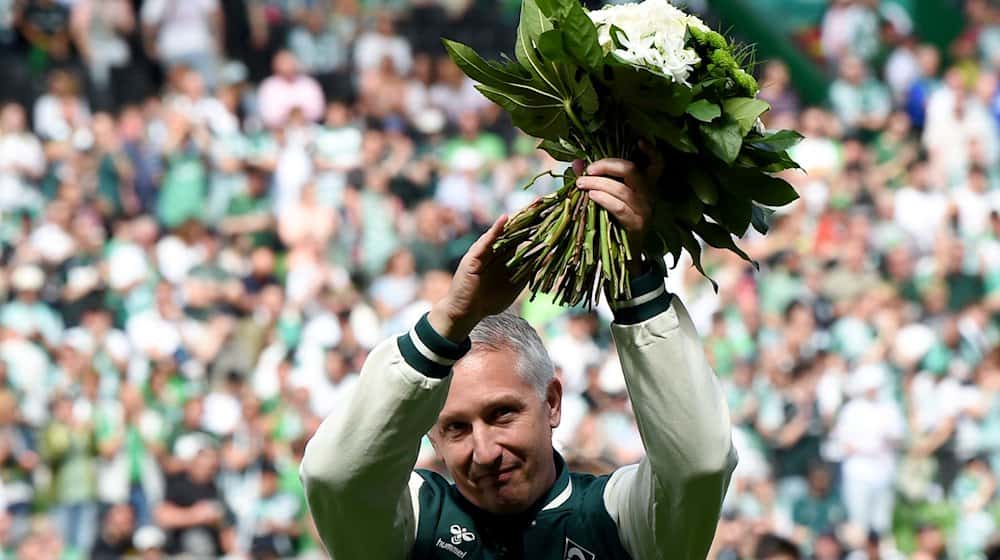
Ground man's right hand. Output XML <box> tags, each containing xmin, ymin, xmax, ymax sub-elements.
<box><xmin>428</xmin><ymin>215</ymin><xmax>525</xmax><ymax>342</ymax></box>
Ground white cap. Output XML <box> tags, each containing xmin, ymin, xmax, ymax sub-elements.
<box><xmin>11</xmin><ymin>265</ymin><xmax>44</xmax><ymax>292</ymax></box>
<box><xmin>133</xmin><ymin>525</ymin><xmax>166</xmax><ymax>550</ymax></box>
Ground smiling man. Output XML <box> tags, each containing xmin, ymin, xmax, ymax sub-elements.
<box><xmin>301</xmin><ymin>157</ymin><xmax>737</xmax><ymax>560</ymax></box>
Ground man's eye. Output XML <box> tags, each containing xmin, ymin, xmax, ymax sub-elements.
<box><xmin>444</xmin><ymin>423</ymin><xmax>467</xmax><ymax>436</ymax></box>
<box><xmin>494</xmin><ymin>408</ymin><xmax>516</xmax><ymax>422</ymax></box>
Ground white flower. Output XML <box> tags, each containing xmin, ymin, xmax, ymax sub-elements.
<box><xmin>588</xmin><ymin>0</ymin><xmax>707</xmax><ymax>85</ymax></box>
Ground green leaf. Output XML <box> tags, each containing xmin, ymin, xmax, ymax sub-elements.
<box><xmin>444</xmin><ymin>38</ymin><xmax>565</xmax><ymax>106</ymax></box>
<box><xmin>686</xmin><ymin>99</ymin><xmax>721</xmax><ymax>122</ymax></box>
<box><xmin>574</xmin><ymin>73</ymin><xmax>599</xmax><ymax>115</ymax></box>
<box><xmin>679</xmin><ymin>228</ymin><xmax>718</xmax><ymax>292</ymax></box>
<box><xmin>671</xmin><ymin>192</ymin><xmax>704</xmax><ymax>225</ymax></box>
<box><xmin>707</xmin><ymin>193</ymin><xmax>752</xmax><ymax>236</ymax></box>
<box><xmin>628</xmin><ymin>108</ymin><xmax>697</xmax><ymax>153</ymax></box>
<box><xmin>538</xmin><ymin>138</ymin><xmax>581</xmax><ymax>161</ymax></box>
<box><xmin>722</xmin><ymin>97</ymin><xmax>770</xmax><ymax>136</ymax></box>
<box><xmin>741</xmin><ymin>145</ymin><xmax>802</xmax><ymax>172</ymax></box>
<box><xmin>751</xmin><ymin>204</ymin><xmax>774</xmax><ymax>234</ymax></box>
<box><xmin>475</xmin><ymin>85</ymin><xmax>568</xmax><ymax>140</ymax></box>
<box><xmin>693</xmin><ymin>220</ymin><xmax>757</xmax><ymax>268</ymax></box>
<box><xmin>723</xmin><ymin>168</ymin><xmax>800</xmax><ymax>206</ymax></box>
<box><xmin>700</xmin><ymin>119</ymin><xmax>742</xmax><ymax>164</ymax></box>
<box><xmin>535</xmin><ymin>0</ymin><xmax>570</xmax><ymax>17</ymax></box>
<box><xmin>748</xmin><ymin>129</ymin><xmax>803</xmax><ymax>152</ymax></box>
<box><xmin>686</xmin><ymin>166</ymin><xmax>718</xmax><ymax>205</ymax></box>
<box><xmin>562</xmin><ymin>2</ymin><xmax>604</xmax><ymax>70</ymax></box>
<box><xmin>515</xmin><ymin>0</ymin><xmax>562</xmax><ymax>93</ymax></box>
<box><xmin>538</xmin><ymin>30</ymin><xmax>569</xmax><ymax>62</ymax></box>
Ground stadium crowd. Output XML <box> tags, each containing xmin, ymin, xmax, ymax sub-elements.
<box><xmin>0</xmin><ymin>0</ymin><xmax>999</xmax><ymax>558</ymax></box>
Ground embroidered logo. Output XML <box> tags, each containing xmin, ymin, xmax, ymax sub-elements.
<box><xmin>564</xmin><ymin>538</ymin><xmax>596</xmax><ymax>560</ymax></box>
<box><xmin>450</xmin><ymin>525</ymin><xmax>476</xmax><ymax>546</ymax></box>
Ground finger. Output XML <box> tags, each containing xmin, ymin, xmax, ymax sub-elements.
<box><xmin>572</xmin><ymin>159</ymin><xmax>586</xmax><ymax>177</ymax></box>
<box><xmin>576</xmin><ymin>176</ymin><xmax>637</xmax><ymax>208</ymax></box>
<box><xmin>469</xmin><ymin>214</ymin><xmax>508</xmax><ymax>259</ymax></box>
<box><xmin>587</xmin><ymin>190</ymin><xmax>641</xmax><ymax>231</ymax></box>
<box><xmin>586</xmin><ymin>158</ymin><xmax>641</xmax><ymax>187</ymax></box>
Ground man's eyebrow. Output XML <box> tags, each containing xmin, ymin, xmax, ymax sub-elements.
<box><xmin>437</xmin><ymin>395</ymin><xmax>527</xmax><ymax>426</ymax></box>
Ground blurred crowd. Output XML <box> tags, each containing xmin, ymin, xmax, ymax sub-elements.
<box><xmin>0</xmin><ymin>0</ymin><xmax>998</xmax><ymax>558</ymax></box>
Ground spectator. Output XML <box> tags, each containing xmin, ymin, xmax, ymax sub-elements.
<box><xmin>830</xmin><ymin>364</ymin><xmax>905</xmax><ymax>535</ymax></box>
<box><xmin>17</xmin><ymin>0</ymin><xmax>74</xmax><ymax>75</ymax></box>
<box><xmin>829</xmin><ymin>55</ymin><xmax>892</xmax><ymax>135</ymax></box>
<box><xmin>154</xmin><ymin>440</ymin><xmax>234</xmax><ymax>557</ymax></box>
<box><xmin>69</xmin><ymin>0</ymin><xmax>135</xmax><ymax>110</ymax></box>
<box><xmin>90</xmin><ymin>503</ymin><xmax>135</xmax><ymax>559</ymax></box>
<box><xmin>141</xmin><ymin>0</ymin><xmax>224</xmax><ymax>86</ymax></box>
<box><xmin>257</xmin><ymin>50</ymin><xmax>325</xmax><ymax>129</ymax></box>
<box><xmin>352</xmin><ymin>11</ymin><xmax>412</xmax><ymax>76</ymax></box>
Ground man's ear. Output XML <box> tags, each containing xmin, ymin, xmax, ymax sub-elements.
<box><xmin>546</xmin><ymin>377</ymin><xmax>562</xmax><ymax>429</ymax></box>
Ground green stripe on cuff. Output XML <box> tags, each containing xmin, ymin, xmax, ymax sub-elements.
<box><xmin>397</xmin><ymin>333</ymin><xmax>453</xmax><ymax>378</ymax></box>
<box><xmin>414</xmin><ymin>314</ymin><xmax>472</xmax><ymax>361</ymax></box>
<box><xmin>613</xmin><ymin>292</ymin><xmax>674</xmax><ymax>325</ymax></box>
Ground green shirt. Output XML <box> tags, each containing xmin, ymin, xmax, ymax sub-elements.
<box><xmin>412</xmin><ymin>454</ymin><xmax>632</xmax><ymax>560</ymax></box>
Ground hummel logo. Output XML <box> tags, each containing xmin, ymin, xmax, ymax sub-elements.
<box><xmin>450</xmin><ymin>525</ymin><xmax>476</xmax><ymax>546</ymax></box>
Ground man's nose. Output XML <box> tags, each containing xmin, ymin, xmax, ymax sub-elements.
<box><xmin>471</xmin><ymin>426</ymin><xmax>502</xmax><ymax>467</ymax></box>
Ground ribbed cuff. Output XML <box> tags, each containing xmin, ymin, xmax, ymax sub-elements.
<box><xmin>610</xmin><ymin>264</ymin><xmax>673</xmax><ymax>325</ymax></box>
<box><xmin>396</xmin><ymin>313</ymin><xmax>473</xmax><ymax>378</ymax></box>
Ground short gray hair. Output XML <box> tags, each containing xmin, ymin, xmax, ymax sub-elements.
<box><xmin>467</xmin><ymin>311</ymin><xmax>554</xmax><ymax>398</ymax></box>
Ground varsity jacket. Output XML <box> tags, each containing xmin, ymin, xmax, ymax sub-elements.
<box><xmin>300</xmin><ymin>267</ymin><xmax>737</xmax><ymax>559</ymax></box>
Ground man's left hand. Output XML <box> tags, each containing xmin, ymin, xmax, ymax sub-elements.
<box><xmin>573</xmin><ymin>141</ymin><xmax>663</xmax><ymax>274</ymax></box>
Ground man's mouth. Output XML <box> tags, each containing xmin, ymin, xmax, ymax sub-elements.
<box><xmin>474</xmin><ymin>465</ymin><xmax>519</xmax><ymax>484</ymax></box>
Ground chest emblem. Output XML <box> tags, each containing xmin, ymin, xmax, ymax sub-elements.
<box><xmin>564</xmin><ymin>538</ymin><xmax>596</xmax><ymax>560</ymax></box>
<box><xmin>449</xmin><ymin>524</ymin><xmax>476</xmax><ymax>545</ymax></box>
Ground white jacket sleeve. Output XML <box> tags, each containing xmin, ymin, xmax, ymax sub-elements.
<box><xmin>299</xmin><ymin>314</ymin><xmax>470</xmax><ymax>560</ymax></box>
<box><xmin>602</xmin><ymin>266</ymin><xmax>737</xmax><ymax>560</ymax></box>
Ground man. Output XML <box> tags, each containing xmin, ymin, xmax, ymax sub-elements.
<box><xmin>301</xmin><ymin>156</ymin><xmax>737</xmax><ymax>559</ymax></box>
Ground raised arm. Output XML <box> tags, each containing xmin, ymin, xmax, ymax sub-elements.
<box><xmin>575</xmin><ymin>155</ymin><xmax>735</xmax><ymax>559</ymax></box>
<box><xmin>300</xmin><ymin>216</ymin><xmax>524</xmax><ymax>559</ymax></box>
<box><xmin>603</xmin><ymin>271</ymin><xmax>736</xmax><ymax>560</ymax></box>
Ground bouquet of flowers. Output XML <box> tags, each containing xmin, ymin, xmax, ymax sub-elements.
<box><xmin>444</xmin><ymin>0</ymin><xmax>801</xmax><ymax>307</ymax></box>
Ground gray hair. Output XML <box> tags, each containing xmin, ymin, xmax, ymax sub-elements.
<box><xmin>467</xmin><ymin>311</ymin><xmax>555</xmax><ymax>398</ymax></box>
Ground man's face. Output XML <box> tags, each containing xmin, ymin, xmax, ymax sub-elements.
<box><xmin>431</xmin><ymin>347</ymin><xmax>561</xmax><ymax>514</ymax></box>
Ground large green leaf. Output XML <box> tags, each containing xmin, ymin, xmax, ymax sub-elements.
<box><xmin>748</xmin><ymin>129</ymin><xmax>803</xmax><ymax>152</ymax></box>
<box><xmin>693</xmin><ymin>220</ymin><xmax>757</xmax><ymax>268</ymax></box>
<box><xmin>515</xmin><ymin>0</ymin><xmax>562</xmax><ymax>95</ymax></box>
<box><xmin>686</xmin><ymin>99</ymin><xmax>721</xmax><ymax>122</ymax></box>
<box><xmin>670</xmin><ymin>192</ymin><xmax>704</xmax><ymax>225</ymax></box>
<box><xmin>707</xmin><ymin>192</ymin><xmax>752</xmax><ymax>236</ymax></box>
<box><xmin>562</xmin><ymin>1</ymin><xmax>604</xmax><ymax>70</ymax></box>
<box><xmin>628</xmin><ymin>107</ymin><xmax>697</xmax><ymax>153</ymax></box>
<box><xmin>723</xmin><ymin>168</ymin><xmax>800</xmax><ymax>206</ymax></box>
<box><xmin>574</xmin><ymin>73</ymin><xmax>599</xmax><ymax>115</ymax></box>
<box><xmin>700</xmin><ymin>118</ymin><xmax>742</xmax><ymax>164</ymax></box>
<box><xmin>687</xmin><ymin>166</ymin><xmax>718</xmax><ymax>205</ymax></box>
<box><xmin>443</xmin><ymin>38</ymin><xmax>564</xmax><ymax>107</ymax></box>
<box><xmin>475</xmin><ymin>85</ymin><xmax>568</xmax><ymax>140</ymax></box>
<box><xmin>538</xmin><ymin>30</ymin><xmax>569</xmax><ymax>62</ymax></box>
<box><xmin>535</xmin><ymin>0</ymin><xmax>571</xmax><ymax>17</ymax></box>
<box><xmin>741</xmin><ymin>145</ymin><xmax>802</xmax><ymax>172</ymax></box>
<box><xmin>723</xmin><ymin>97</ymin><xmax>770</xmax><ymax>136</ymax></box>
